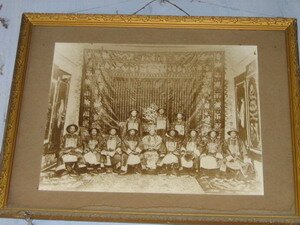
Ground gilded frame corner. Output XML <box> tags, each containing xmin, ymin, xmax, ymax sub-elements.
<box><xmin>0</xmin><ymin>13</ymin><xmax>299</xmax><ymax>224</ymax></box>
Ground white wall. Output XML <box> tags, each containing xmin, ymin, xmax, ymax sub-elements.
<box><xmin>52</xmin><ymin>44</ymin><xmax>83</xmax><ymax>132</ymax></box>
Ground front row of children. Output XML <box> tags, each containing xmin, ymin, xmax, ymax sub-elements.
<box><xmin>55</xmin><ymin>124</ymin><xmax>255</xmax><ymax>180</ymax></box>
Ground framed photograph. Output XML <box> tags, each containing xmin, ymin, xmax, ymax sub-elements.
<box><xmin>0</xmin><ymin>13</ymin><xmax>299</xmax><ymax>224</ymax></box>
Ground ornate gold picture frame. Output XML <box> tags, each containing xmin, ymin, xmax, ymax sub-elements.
<box><xmin>0</xmin><ymin>13</ymin><xmax>299</xmax><ymax>224</ymax></box>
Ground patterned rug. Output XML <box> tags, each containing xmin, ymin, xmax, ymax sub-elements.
<box><xmin>195</xmin><ymin>175</ymin><xmax>263</xmax><ymax>195</ymax></box>
<box><xmin>39</xmin><ymin>172</ymin><xmax>205</xmax><ymax>194</ymax></box>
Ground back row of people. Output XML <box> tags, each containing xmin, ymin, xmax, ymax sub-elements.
<box><xmin>124</xmin><ymin>109</ymin><xmax>187</xmax><ymax>139</ymax></box>
<box><xmin>56</xmin><ymin>121</ymin><xmax>255</xmax><ymax>180</ymax></box>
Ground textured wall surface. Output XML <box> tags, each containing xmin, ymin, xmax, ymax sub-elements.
<box><xmin>0</xmin><ymin>0</ymin><xmax>300</xmax><ymax>224</ymax></box>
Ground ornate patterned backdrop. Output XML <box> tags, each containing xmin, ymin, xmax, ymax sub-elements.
<box><xmin>79</xmin><ymin>48</ymin><xmax>225</xmax><ymax>136</ymax></box>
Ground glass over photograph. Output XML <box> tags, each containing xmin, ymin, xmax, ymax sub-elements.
<box><xmin>39</xmin><ymin>43</ymin><xmax>263</xmax><ymax>195</ymax></box>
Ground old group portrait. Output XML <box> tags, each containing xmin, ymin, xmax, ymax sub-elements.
<box><xmin>39</xmin><ymin>43</ymin><xmax>263</xmax><ymax>195</ymax></box>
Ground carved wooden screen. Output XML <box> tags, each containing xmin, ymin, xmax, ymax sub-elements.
<box><xmin>80</xmin><ymin>48</ymin><xmax>225</xmax><ymax>136</ymax></box>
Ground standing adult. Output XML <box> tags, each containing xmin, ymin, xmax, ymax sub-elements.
<box><xmin>123</xmin><ymin>109</ymin><xmax>142</xmax><ymax>137</ymax></box>
<box><xmin>171</xmin><ymin>112</ymin><xmax>187</xmax><ymax>140</ymax></box>
<box><xmin>155</xmin><ymin>108</ymin><xmax>169</xmax><ymax>136</ymax></box>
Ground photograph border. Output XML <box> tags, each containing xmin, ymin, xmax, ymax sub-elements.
<box><xmin>0</xmin><ymin>13</ymin><xmax>299</xmax><ymax>224</ymax></box>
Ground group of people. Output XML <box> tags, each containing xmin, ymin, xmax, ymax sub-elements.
<box><xmin>55</xmin><ymin>109</ymin><xmax>255</xmax><ymax>180</ymax></box>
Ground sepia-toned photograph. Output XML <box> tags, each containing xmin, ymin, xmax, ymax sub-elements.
<box><xmin>38</xmin><ymin>43</ymin><xmax>263</xmax><ymax>195</ymax></box>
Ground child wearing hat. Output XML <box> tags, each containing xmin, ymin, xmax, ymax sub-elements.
<box><xmin>158</xmin><ymin>128</ymin><xmax>180</xmax><ymax>175</ymax></box>
<box><xmin>56</xmin><ymin>124</ymin><xmax>85</xmax><ymax>176</ymax></box>
<box><xmin>120</xmin><ymin>128</ymin><xmax>142</xmax><ymax>175</ymax></box>
<box><xmin>180</xmin><ymin>129</ymin><xmax>203</xmax><ymax>174</ymax></box>
<box><xmin>83</xmin><ymin>128</ymin><xmax>104</xmax><ymax>174</ymax></box>
<box><xmin>101</xmin><ymin>128</ymin><xmax>122</xmax><ymax>173</ymax></box>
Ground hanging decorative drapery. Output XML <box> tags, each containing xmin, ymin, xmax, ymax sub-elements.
<box><xmin>234</xmin><ymin>60</ymin><xmax>261</xmax><ymax>151</ymax></box>
<box><xmin>79</xmin><ymin>48</ymin><xmax>225</xmax><ymax>137</ymax></box>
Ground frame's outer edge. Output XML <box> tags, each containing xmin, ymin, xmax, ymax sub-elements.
<box><xmin>286</xmin><ymin>19</ymin><xmax>300</xmax><ymax>215</ymax></box>
<box><xmin>25</xmin><ymin>13</ymin><xmax>294</xmax><ymax>30</ymax></box>
<box><xmin>0</xmin><ymin>13</ymin><xmax>300</xmax><ymax>224</ymax></box>
<box><xmin>0</xmin><ymin>14</ymin><xmax>33</xmax><ymax>208</ymax></box>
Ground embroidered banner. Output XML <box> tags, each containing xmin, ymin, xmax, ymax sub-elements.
<box><xmin>80</xmin><ymin>49</ymin><xmax>225</xmax><ymax>136</ymax></box>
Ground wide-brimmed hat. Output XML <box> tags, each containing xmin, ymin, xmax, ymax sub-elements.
<box><xmin>167</xmin><ymin>128</ymin><xmax>178</xmax><ymax>137</ymax></box>
<box><xmin>127</xmin><ymin>128</ymin><xmax>138</xmax><ymax>135</ymax></box>
<box><xmin>89</xmin><ymin>127</ymin><xmax>100</xmax><ymax>134</ymax></box>
<box><xmin>175</xmin><ymin>112</ymin><xmax>185</xmax><ymax>118</ymax></box>
<box><xmin>108</xmin><ymin>127</ymin><xmax>119</xmax><ymax>134</ymax></box>
<box><xmin>66</xmin><ymin>124</ymin><xmax>78</xmax><ymax>133</ymax></box>
<box><xmin>227</xmin><ymin>129</ymin><xmax>239</xmax><ymax>135</ymax></box>
<box><xmin>157</xmin><ymin>108</ymin><xmax>166</xmax><ymax>113</ymax></box>
<box><xmin>129</xmin><ymin>109</ymin><xmax>139</xmax><ymax>115</ymax></box>
<box><xmin>207</xmin><ymin>129</ymin><xmax>219</xmax><ymax>137</ymax></box>
<box><xmin>189</xmin><ymin>129</ymin><xmax>199</xmax><ymax>135</ymax></box>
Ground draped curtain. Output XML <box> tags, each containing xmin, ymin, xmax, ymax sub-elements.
<box><xmin>80</xmin><ymin>48</ymin><xmax>225</xmax><ymax>136</ymax></box>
